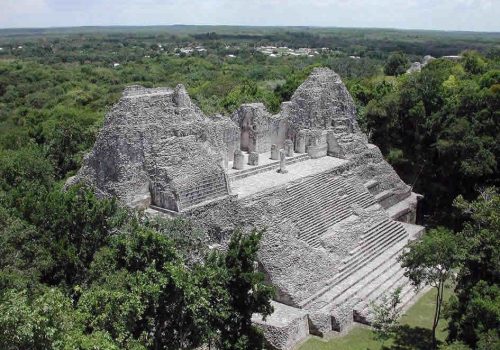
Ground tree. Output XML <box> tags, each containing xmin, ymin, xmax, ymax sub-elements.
<box><xmin>461</xmin><ymin>50</ymin><xmax>486</xmax><ymax>75</ymax></box>
<box><xmin>384</xmin><ymin>52</ymin><xmax>409</xmax><ymax>76</ymax></box>
<box><xmin>399</xmin><ymin>228</ymin><xmax>459</xmax><ymax>349</ymax></box>
<box><xmin>370</xmin><ymin>286</ymin><xmax>403</xmax><ymax>346</ymax></box>
<box><xmin>0</xmin><ymin>287</ymin><xmax>118</xmax><ymax>350</ymax></box>
<box><xmin>81</xmin><ymin>226</ymin><xmax>215</xmax><ymax>350</ymax></box>
<box><xmin>0</xmin><ymin>145</ymin><xmax>54</xmax><ymax>217</ymax></box>
<box><xmin>446</xmin><ymin>188</ymin><xmax>500</xmax><ymax>348</ymax></box>
<box><xmin>214</xmin><ymin>230</ymin><xmax>274</xmax><ymax>350</ymax></box>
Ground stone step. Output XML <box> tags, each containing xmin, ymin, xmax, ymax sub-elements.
<box><xmin>305</xmin><ymin>236</ymin><xmax>411</xmax><ymax>333</ymax></box>
<box><xmin>351</xmin><ymin>266</ymin><xmax>408</xmax><ymax>315</ymax></box>
<box><xmin>340</xmin><ymin>224</ymin><xmax>407</xmax><ymax>275</ymax></box>
<box><xmin>301</xmin><ymin>235</ymin><xmax>409</xmax><ymax>309</ymax></box>
<box><xmin>327</xmin><ymin>260</ymin><xmax>407</xmax><ymax>330</ymax></box>
<box><xmin>294</xmin><ymin>190</ymin><xmax>359</xmax><ymax>225</ymax></box>
<box><xmin>179</xmin><ymin>186</ymin><xmax>228</xmax><ymax>208</ymax></box>
<box><xmin>180</xmin><ymin>184</ymin><xmax>227</xmax><ymax>203</ymax></box>
<box><xmin>356</xmin><ymin>224</ymin><xmax>404</xmax><ymax>254</ymax></box>
<box><xmin>284</xmin><ymin>181</ymin><xmax>349</xmax><ymax>217</ymax></box>
<box><xmin>348</xmin><ymin>222</ymin><xmax>395</xmax><ymax>257</ymax></box>
<box><xmin>282</xmin><ymin>174</ymin><xmax>376</xmax><ymax>247</ymax></box>
<box><xmin>285</xmin><ymin>174</ymin><xmax>339</xmax><ymax>197</ymax></box>
<box><xmin>298</xmin><ymin>200</ymin><xmax>362</xmax><ymax>237</ymax></box>
<box><xmin>364</xmin><ymin>179</ymin><xmax>380</xmax><ymax>194</ymax></box>
<box><xmin>354</xmin><ymin>277</ymin><xmax>416</xmax><ymax>324</ymax></box>
<box><xmin>180</xmin><ymin>180</ymin><xmax>226</xmax><ymax>198</ymax></box>
<box><xmin>284</xmin><ymin>178</ymin><xmax>348</xmax><ymax>209</ymax></box>
<box><xmin>322</xmin><ymin>249</ymin><xmax>405</xmax><ymax>312</ymax></box>
<box><xmin>296</xmin><ymin>194</ymin><xmax>365</xmax><ymax>234</ymax></box>
<box><xmin>350</xmin><ymin>262</ymin><xmax>407</xmax><ymax>308</ymax></box>
<box><xmin>348</xmin><ymin>220</ymin><xmax>401</xmax><ymax>257</ymax></box>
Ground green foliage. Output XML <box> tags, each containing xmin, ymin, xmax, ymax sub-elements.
<box><xmin>214</xmin><ymin>230</ymin><xmax>274</xmax><ymax>350</ymax></box>
<box><xmin>0</xmin><ymin>184</ymin><xmax>274</xmax><ymax>350</ymax></box>
<box><xmin>384</xmin><ymin>52</ymin><xmax>410</xmax><ymax>76</ymax></box>
<box><xmin>399</xmin><ymin>228</ymin><xmax>459</xmax><ymax>348</ymax></box>
<box><xmin>39</xmin><ymin>107</ymin><xmax>98</xmax><ymax>178</ymax></box>
<box><xmin>461</xmin><ymin>51</ymin><xmax>487</xmax><ymax>75</ymax></box>
<box><xmin>16</xmin><ymin>186</ymin><xmax>126</xmax><ymax>288</ymax></box>
<box><xmin>370</xmin><ymin>287</ymin><xmax>403</xmax><ymax>345</ymax></box>
<box><xmin>355</xmin><ymin>53</ymin><xmax>499</xmax><ymax>226</ymax></box>
<box><xmin>0</xmin><ymin>288</ymin><xmax>83</xmax><ymax>350</ymax></box>
<box><xmin>0</xmin><ymin>145</ymin><xmax>54</xmax><ymax>215</ymax></box>
<box><xmin>446</xmin><ymin>188</ymin><xmax>500</xmax><ymax>348</ymax></box>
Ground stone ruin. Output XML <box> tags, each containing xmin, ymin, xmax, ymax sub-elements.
<box><xmin>72</xmin><ymin>68</ymin><xmax>425</xmax><ymax>350</ymax></box>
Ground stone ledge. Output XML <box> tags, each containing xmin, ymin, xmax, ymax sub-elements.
<box><xmin>252</xmin><ymin>301</ymin><xmax>309</xmax><ymax>350</ymax></box>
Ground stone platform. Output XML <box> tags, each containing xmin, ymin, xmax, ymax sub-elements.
<box><xmin>231</xmin><ymin>154</ymin><xmax>347</xmax><ymax>198</ymax></box>
<box><xmin>252</xmin><ymin>301</ymin><xmax>309</xmax><ymax>350</ymax></box>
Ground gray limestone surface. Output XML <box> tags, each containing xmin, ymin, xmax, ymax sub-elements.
<box><xmin>252</xmin><ymin>301</ymin><xmax>309</xmax><ymax>350</ymax></box>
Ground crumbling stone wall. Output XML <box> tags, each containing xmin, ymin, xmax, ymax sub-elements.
<box><xmin>231</xmin><ymin>103</ymin><xmax>289</xmax><ymax>153</ymax></box>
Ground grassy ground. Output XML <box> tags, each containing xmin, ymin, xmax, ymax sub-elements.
<box><xmin>299</xmin><ymin>286</ymin><xmax>452</xmax><ymax>350</ymax></box>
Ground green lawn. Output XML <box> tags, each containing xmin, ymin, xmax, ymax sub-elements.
<box><xmin>299</xmin><ymin>286</ymin><xmax>452</xmax><ymax>350</ymax></box>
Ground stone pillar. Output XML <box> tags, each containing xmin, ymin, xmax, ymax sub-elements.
<box><xmin>277</xmin><ymin>149</ymin><xmax>288</xmax><ymax>174</ymax></box>
<box><xmin>284</xmin><ymin>139</ymin><xmax>294</xmax><ymax>157</ymax></box>
<box><xmin>296</xmin><ymin>132</ymin><xmax>306</xmax><ymax>153</ymax></box>
<box><xmin>270</xmin><ymin>144</ymin><xmax>280</xmax><ymax>160</ymax></box>
<box><xmin>248</xmin><ymin>152</ymin><xmax>259</xmax><ymax>166</ymax></box>
<box><xmin>233</xmin><ymin>150</ymin><xmax>245</xmax><ymax>170</ymax></box>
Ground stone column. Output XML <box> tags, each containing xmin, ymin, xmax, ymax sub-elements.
<box><xmin>233</xmin><ymin>150</ymin><xmax>245</xmax><ymax>170</ymax></box>
<box><xmin>270</xmin><ymin>144</ymin><xmax>280</xmax><ymax>160</ymax></box>
<box><xmin>284</xmin><ymin>139</ymin><xmax>294</xmax><ymax>157</ymax></box>
<box><xmin>248</xmin><ymin>152</ymin><xmax>259</xmax><ymax>166</ymax></box>
<box><xmin>277</xmin><ymin>149</ymin><xmax>288</xmax><ymax>174</ymax></box>
<box><xmin>296</xmin><ymin>132</ymin><xmax>306</xmax><ymax>153</ymax></box>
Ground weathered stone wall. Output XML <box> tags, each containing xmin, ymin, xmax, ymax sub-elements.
<box><xmin>284</xmin><ymin>68</ymin><xmax>359</xmax><ymax>134</ymax></box>
<box><xmin>231</xmin><ymin>103</ymin><xmax>289</xmax><ymax>154</ymax></box>
<box><xmin>74</xmin><ymin>84</ymin><xmax>231</xmax><ymax>210</ymax></box>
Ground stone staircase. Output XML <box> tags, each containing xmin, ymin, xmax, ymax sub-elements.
<box><xmin>280</xmin><ymin>173</ymin><xmax>375</xmax><ymax>248</ymax></box>
<box><xmin>229</xmin><ymin>153</ymin><xmax>310</xmax><ymax>182</ymax></box>
<box><xmin>299</xmin><ymin>219</ymin><xmax>411</xmax><ymax>332</ymax></box>
<box><xmin>353</xmin><ymin>268</ymin><xmax>416</xmax><ymax>324</ymax></box>
<box><xmin>178</xmin><ymin>174</ymin><xmax>229</xmax><ymax>210</ymax></box>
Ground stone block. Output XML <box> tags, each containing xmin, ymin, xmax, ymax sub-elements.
<box><xmin>284</xmin><ymin>139</ymin><xmax>294</xmax><ymax>157</ymax></box>
<box><xmin>252</xmin><ymin>301</ymin><xmax>309</xmax><ymax>350</ymax></box>
<box><xmin>271</xmin><ymin>144</ymin><xmax>280</xmax><ymax>160</ymax></box>
<box><xmin>307</xmin><ymin>311</ymin><xmax>332</xmax><ymax>336</ymax></box>
<box><xmin>277</xmin><ymin>149</ymin><xmax>288</xmax><ymax>174</ymax></box>
<box><xmin>233</xmin><ymin>150</ymin><xmax>245</xmax><ymax>170</ymax></box>
<box><xmin>248</xmin><ymin>152</ymin><xmax>259</xmax><ymax>166</ymax></box>
<box><xmin>307</xmin><ymin>144</ymin><xmax>328</xmax><ymax>159</ymax></box>
<box><xmin>296</xmin><ymin>132</ymin><xmax>307</xmax><ymax>153</ymax></box>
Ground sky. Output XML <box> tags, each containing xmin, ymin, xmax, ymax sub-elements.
<box><xmin>1</xmin><ymin>0</ymin><xmax>499</xmax><ymax>32</ymax></box>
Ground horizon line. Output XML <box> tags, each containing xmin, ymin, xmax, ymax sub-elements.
<box><xmin>0</xmin><ymin>24</ymin><xmax>499</xmax><ymax>34</ymax></box>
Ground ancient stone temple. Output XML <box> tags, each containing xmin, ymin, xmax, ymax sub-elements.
<box><xmin>73</xmin><ymin>68</ymin><xmax>424</xmax><ymax>350</ymax></box>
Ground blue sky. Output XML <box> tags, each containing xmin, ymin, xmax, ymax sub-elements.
<box><xmin>1</xmin><ymin>0</ymin><xmax>499</xmax><ymax>31</ymax></box>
